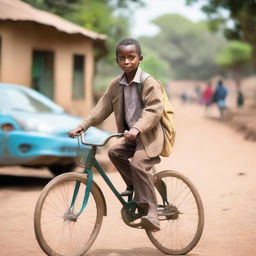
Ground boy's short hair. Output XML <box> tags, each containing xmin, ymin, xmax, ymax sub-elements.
<box><xmin>116</xmin><ymin>38</ymin><xmax>142</xmax><ymax>56</ymax></box>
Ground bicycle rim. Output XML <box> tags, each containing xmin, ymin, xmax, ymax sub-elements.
<box><xmin>146</xmin><ymin>170</ymin><xmax>204</xmax><ymax>255</ymax></box>
<box><xmin>34</xmin><ymin>173</ymin><xmax>104</xmax><ymax>256</ymax></box>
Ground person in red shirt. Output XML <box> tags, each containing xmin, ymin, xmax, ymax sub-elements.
<box><xmin>202</xmin><ymin>82</ymin><xmax>213</xmax><ymax>114</ymax></box>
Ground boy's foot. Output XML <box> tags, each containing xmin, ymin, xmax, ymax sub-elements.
<box><xmin>141</xmin><ymin>215</ymin><xmax>160</xmax><ymax>232</ymax></box>
<box><xmin>120</xmin><ymin>186</ymin><xmax>133</xmax><ymax>196</ymax></box>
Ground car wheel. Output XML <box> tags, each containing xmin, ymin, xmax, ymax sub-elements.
<box><xmin>48</xmin><ymin>163</ymin><xmax>76</xmax><ymax>176</ymax></box>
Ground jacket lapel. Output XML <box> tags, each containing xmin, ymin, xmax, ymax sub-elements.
<box><xmin>115</xmin><ymin>82</ymin><xmax>129</xmax><ymax>132</ymax></box>
<box><xmin>119</xmin><ymin>84</ymin><xmax>127</xmax><ymax>131</ymax></box>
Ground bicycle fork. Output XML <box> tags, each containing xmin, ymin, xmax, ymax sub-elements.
<box><xmin>64</xmin><ymin>169</ymin><xmax>93</xmax><ymax>221</ymax></box>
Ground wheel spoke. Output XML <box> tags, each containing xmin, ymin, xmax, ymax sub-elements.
<box><xmin>146</xmin><ymin>170</ymin><xmax>204</xmax><ymax>255</ymax></box>
<box><xmin>34</xmin><ymin>173</ymin><xmax>104</xmax><ymax>256</ymax></box>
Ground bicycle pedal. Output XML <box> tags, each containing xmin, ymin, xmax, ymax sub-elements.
<box><xmin>121</xmin><ymin>191</ymin><xmax>133</xmax><ymax>197</ymax></box>
<box><xmin>120</xmin><ymin>187</ymin><xmax>133</xmax><ymax>196</ymax></box>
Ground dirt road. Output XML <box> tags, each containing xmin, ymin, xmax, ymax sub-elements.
<box><xmin>1</xmin><ymin>102</ymin><xmax>256</xmax><ymax>256</ymax></box>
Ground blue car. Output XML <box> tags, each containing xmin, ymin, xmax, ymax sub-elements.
<box><xmin>0</xmin><ymin>83</ymin><xmax>110</xmax><ymax>175</ymax></box>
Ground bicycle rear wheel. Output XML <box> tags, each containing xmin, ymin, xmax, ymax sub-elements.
<box><xmin>146</xmin><ymin>170</ymin><xmax>204</xmax><ymax>255</ymax></box>
<box><xmin>34</xmin><ymin>172</ymin><xmax>105</xmax><ymax>256</ymax></box>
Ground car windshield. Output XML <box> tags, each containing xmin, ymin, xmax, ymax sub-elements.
<box><xmin>1</xmin><ymin>87</ymin><xmax>60</xmax><ymax>113</ymax></box>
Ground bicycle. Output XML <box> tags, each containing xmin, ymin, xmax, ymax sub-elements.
<box><xmin>34</xmin><ymin>133</ymin><xmax>204</xmax><ymax>256</ymax></box>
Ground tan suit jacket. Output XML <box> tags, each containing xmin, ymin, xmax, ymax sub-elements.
<box><xmin>80</xmin><ymin>73</ymin><xmax>164</xmax><ymax>158</ymax></box>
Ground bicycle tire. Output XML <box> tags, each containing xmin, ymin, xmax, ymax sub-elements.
<box><xmin>34</xmin><ymin>172</ymin><xmax>105</xmax><ymax>256</ymax></box>
<box><xmin>146</xmin><ymin>170</ymin><xmax>204</xmax><ymax>255</ymax></box>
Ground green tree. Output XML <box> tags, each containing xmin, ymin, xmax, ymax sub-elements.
<box><xmin>21</xmin><ymin>0</ymin><xmax>144</xmax><ymax>19</ymax></box>
<box><xmin>216</xmin><ymin>41</ymin><xmax>252</xmax><ymax>90</ymax></box>
<box><xmin>140</xmin><ymin>46</ymin><xmax>171</xmax><ymax>85</ymax></box>
<box><xmin>21</xmin><ymin>0</ymin><xmax>81</xmax><ymax>16</ymax></box>
<box><xmin>140</xmin><ymin>14</ymin><xmax>226</xmax><ymax>80</ymax></box>
<box><xmin>186</xmin><ymin>0</ymin><xmax>256</xmax><ymax>69</ymax></box>
<box><xmin>21</xmin><ymin>0</ymin><xmax>141</xmax><ymax>43</ymax></box>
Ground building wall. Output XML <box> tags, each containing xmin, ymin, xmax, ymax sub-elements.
<box><xmin>0</xmin><ymin>21</ymin><xmax>95</xmax><ymax>116</ymax></box>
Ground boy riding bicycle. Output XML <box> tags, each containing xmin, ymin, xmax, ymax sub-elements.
<box><xmin>69</xmin><ymin>38</ymin><xmax>173</xmax><ymax>231</ymax></box>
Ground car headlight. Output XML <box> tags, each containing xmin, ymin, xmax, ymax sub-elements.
<box><xmin>16</xmin><ymin>119</ymin><xmax>55</xmax><ymax>133</ymax></box>
<box><xmin>1</xmin><ymin>123</ymin><xmax>15</xmax><ymax>131</ymax></box>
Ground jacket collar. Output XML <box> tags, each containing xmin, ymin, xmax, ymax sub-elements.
<box><xmin>119</xmin><ymin>67</ymin><xmax>142</xmax><ymax>86</ymax></box>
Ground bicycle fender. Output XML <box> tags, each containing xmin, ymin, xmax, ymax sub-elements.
<box><xmin>92</xmin><ymin>181</ymin><xmax>107</xmax><ymax>216</ymax></box>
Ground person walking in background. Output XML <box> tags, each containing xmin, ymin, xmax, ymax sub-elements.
<box><xmin>212</xmin><ymin>80</ymin><xmax>228</xmax><ymax>117</ymax></box>
<box><xmin>194</xmin><ymin>85</ymin><xmax>202</xmax><ymax>103</ymax></box>
<box><xmin>202</xmin><ymin>82</ymin><xmax>213</xmax><ymax>114</ymax></box>
<box><xmin>180</xmin><ymin>91</ymin><xmax>189</xmax><ymax>104</ymax></box>
<box><xmin>237</xmin><ymin>90</ymin><xmax>244</xmax><ymax>108</ymax></box>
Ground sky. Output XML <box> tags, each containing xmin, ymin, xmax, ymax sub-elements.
<box><xmin>131</xmin><ymin>0</ymin><xmax>207</xmax><ymax>37</ymax></box>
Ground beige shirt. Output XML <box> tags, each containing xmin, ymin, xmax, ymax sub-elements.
<box><xmin>119</xmin><ymin>67</ymin><xmax>143</xmax><ymax>129</ymax></box>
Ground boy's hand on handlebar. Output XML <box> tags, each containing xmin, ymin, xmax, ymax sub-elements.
<box><xmin>124</xmin><ymin>128</ymin><xmax>139</xmax><ymax>142</ymax></box>
<box><xmin>68</xmin><ymin>126</ymin><xmax>84</xmax><ymax>138</ymax></box>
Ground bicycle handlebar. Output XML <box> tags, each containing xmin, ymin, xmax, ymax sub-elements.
<box><xmin>80</xmin><ymin>132</ymin><xmax>123</xmax><ymax>147</ymax></box>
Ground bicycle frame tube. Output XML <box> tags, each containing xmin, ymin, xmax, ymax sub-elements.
<box><xmin>70</xmin><ymin>169</ymin><xmax>93</xmax><ymax>217</ymax></box>
<box><xmin>92</xmin><ymin>158</ymin><xmax>127</xmax><ymax>206</ymax></box>
<box><xmin>85</xmin><ymin>145</ymin><xmax>127</xmax><ymax>206</ymax></box>
<box><xmin>69</xmin><ymin>148</ymin><xmax>95</xmax><ymax>217</ymax></box>
<box><xmin>70</xmin><ymin>145</ymin><xmax>127</xmax><ymax>217</ymax></box>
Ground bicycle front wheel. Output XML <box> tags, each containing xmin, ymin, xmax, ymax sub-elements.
<box><xmin>146</xmin><ymin>170</ymin><xmax>204</xmax><ymax>255</ymax></box>
<box><xmin>34</xmin><ymin>172</ymin><xmax>105</xmax><ymax>256</ymax></box>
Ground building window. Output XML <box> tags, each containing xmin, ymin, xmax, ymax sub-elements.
<box><xmin>32</xmin><ymin>50</ymin><xmax>54</xmax><ymax>99</ymax></box>
<box><xmin>72</xmin><ymin>54</ymin><xmax>85</xmax><ymax>99</ymax></box>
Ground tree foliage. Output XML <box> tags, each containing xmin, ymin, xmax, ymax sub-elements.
<box><xmin>186</xmin><ymin>0</ymin><xmax>256</xmax><ymax>68</ymax></box>
<box><xmin>21</xmin><ymin>0</ymin><xmax>142</xmax><ymax>39</ymax></box>
<box><xmin>140</xmin><ymin>46</ymin><xmax>171</xmax><ymax>85</ymax></box>
<box><xmin>216</xmin><ymin>41</ymin><xmax>252</xmax><ymax>89</ymax></box>
<box><xmin>140</xmin><ymin>14</ymin><xmax>227</xmax><ymax>80</ymax></box>
<box><xmin>21</xmin><ymin>0</ymin><xmax>81</xmax><ymax>16</ymax></box>
<box><xmin>216</xmin><ymin>41</ymin><xmax>252</xmax><ymax>68</ymax></box>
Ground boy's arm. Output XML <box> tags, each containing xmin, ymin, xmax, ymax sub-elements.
<box><xmin>132</xmin><ymin>77</ymin><xmax>163</xmax><ymax>134</ymax></box>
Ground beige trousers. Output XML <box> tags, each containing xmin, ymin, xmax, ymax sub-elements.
<box><xmin>108</xmin><ymin>138</ymin><xmax>160</xmax><ymax>216</ymax></box>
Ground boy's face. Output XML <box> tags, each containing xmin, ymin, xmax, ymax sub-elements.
<box><xmin>116</xmin><ymin>44</ymin><xmax>143</xmax><ymax>74</ymax></box>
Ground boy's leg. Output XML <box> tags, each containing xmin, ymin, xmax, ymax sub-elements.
<box><xmin>108</xmin><ymin>139</ymin><xmax>136</xmax><ymax>187</ymax></box>
<box><xmin>108</xmin><ymin>138</ymin><xmax>161</xmax><ymax>231</ymax></box>
<box><xmin>130</xmin><ymin>139</ymin><xmax>161</xmax><ymax>230</ymax></box>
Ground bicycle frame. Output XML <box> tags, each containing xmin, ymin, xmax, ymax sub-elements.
<box><xmin>70</xmin><ymin>134</ymin><xmax>139</xmax><ymax>218</ymax></box>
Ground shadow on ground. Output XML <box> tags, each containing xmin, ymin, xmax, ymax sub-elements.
<box><xmin>87</xmin><ymin>247</ymin><xmax>199</xmax><ymax>256</ymax></box>
<box><xmin>0</xmin><ymin>174</ymin><xmax>51</xmax><ymax>189</ymax></box>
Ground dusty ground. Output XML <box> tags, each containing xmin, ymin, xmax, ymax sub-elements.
<box><xmin>0</xmin><ymin>100</ymin><xmax>256</xmax><ymax>256</ymax></box>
